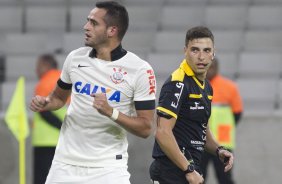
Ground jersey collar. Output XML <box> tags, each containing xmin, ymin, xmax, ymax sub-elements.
<box><xmin>180</xmin><ymin>59</ymin><xmax>194</xmax><ymax>76</ymax></box>
<box><xmin>89</xmin><ymin>44</ymin><xmax>127</xmax><ymax>61</ymax></box>
<box><xmin>180</xmin><ymin>59</ymin><xmax>205</xmax><ymax>89</ymax></box>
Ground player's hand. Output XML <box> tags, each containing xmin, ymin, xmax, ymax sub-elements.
<box><xmin>30</xmin><ymin>95</ymin><xmax>50</xmax><ymax>112</ymax></box>
<box><xmin>218</xmin><ymin>149</ymin><xmax>234</xmax><ymax>172</ymax></box>
<box><xmin>186</xmin><ymin>170</ymin><xmax>204</xmax><ymax>184</ymax></box>
<box><xmin>91</xmin><ymin>93</ymin><xmax>112</xmax><ymax>117</ymax></box>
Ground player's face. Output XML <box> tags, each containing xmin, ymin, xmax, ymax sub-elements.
<box><xmin>184</xmin><ymin>38</ymin><xmax>214</xmax><ymax>80</ymax></box>
<box><xmin>83</xmin><ymin>8</ymin><xmax>108</xmax><ymax>48</ymax></box>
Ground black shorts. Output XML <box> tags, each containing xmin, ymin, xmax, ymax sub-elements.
<box><xmin>149</xmin><ymin>157</ymin><xmax>201</xmax><ymax>184</ymax></box>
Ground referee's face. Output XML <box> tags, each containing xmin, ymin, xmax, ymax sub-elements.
<box><xmin>184</xmin><ymin>38</ymin><xmax>214</xmax><ymax>80</ymax></box>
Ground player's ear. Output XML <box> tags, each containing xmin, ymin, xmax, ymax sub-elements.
<box><xmin>107</xmin><ymin>26</ymin><xmax>118</xmax><ymax>37</ymax></box>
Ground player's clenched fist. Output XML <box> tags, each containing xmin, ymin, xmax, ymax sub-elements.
<box><xmin>30</xmin><ymin>95</ymin><xmax>50</xmax><ymax>112</ymax></box>
<box><xmin>91</xmin><ymin>93</ymin><xmax>112</xmax><ymax>117</ymax></box>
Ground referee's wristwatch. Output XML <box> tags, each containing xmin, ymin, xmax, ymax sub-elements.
<box><xmin>184</xmin><ymin>164</ymin><xmax>195</xmax><ymax>174</ymax></box>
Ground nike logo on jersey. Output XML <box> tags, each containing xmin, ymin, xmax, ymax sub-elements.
<box><xmin>78</xmin><ymin>64</ymin><xmax>90</xmax><ymax>68</ymax></box>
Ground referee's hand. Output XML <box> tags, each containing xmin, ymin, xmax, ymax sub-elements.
<box><xmin>186</xmin><ymin>170</ymin><xmax>204</xmax><ymax>184</ymax></box>
<box><xmin>218</xmin><ymin>149</ymin><xmax>234</xmax><ymax>172</ymax></box>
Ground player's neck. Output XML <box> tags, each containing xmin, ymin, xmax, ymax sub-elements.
<box><xmin>95</xmin><ymin>41</ymin><xmax>120</xmax><ymax>61</ymax></box>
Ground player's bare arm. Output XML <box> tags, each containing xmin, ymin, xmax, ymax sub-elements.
<box><xmin>30</xmin><ymin>85</ymin><xmax>71</xmax><ymax>112</ymax></box>
<box><xmin>91</xmin><ymin>93</ymin><xmax>154</xmax><ymax>138</ymax></box>
<box><xmin>116</xmin><ymin>109</ymin><xmax>153</xmax><ymax>138</ymax></box>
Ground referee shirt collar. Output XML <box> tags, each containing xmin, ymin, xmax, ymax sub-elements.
<box><xmin>180</xmin><ymin>59</ymin><xmax>205</xmax><ymax>89</ymax></box>
<box><xmin>89</xmin><ymin>44</ymin><xmax>127</xmax><ymax>61</ymax></box>
<box><xmin>180</xmin><ymin>59</ymin><xmax>195</xmax><ymax>76</ymax></box>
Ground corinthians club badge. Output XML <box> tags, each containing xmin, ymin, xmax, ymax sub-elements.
<box><xmin>110</xmin><ymin>67</ymin><xmax>127</xmax><ymax>84</ymax></box>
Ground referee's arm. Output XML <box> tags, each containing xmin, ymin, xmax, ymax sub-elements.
<box><xmin>204</xmin><ymin>125</ymin><xmax>220</xmax><ymax>154</ymax></box>
<box><xmin>155</xmin><ymin>116</ymin><xmax>190</xmax><ymax>172</ymax></box>
<box><xmin>205</xmin><ymin>125</ymin><xmax>234</xmax><ymax>172</ymax></box>
<box><xmin>155</xmin><ymin>115</ymin><xmax>203</xmax><ymax>183</ymax></box>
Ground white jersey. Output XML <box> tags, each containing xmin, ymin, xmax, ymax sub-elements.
<box><xmin>54</xmin><ymin>47</ymin><xmax>156</xmax><ymax>167</ymax></box>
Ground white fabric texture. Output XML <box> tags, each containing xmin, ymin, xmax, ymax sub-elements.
<box><xmin>54</xmin><ymin>47</ymin><xmax>156</xmax><ymax>167</ymax></box>
<box><xmin>45</xmin><ymin>161</ymin><xmax>130</xmax><ymax>184</ymax></box>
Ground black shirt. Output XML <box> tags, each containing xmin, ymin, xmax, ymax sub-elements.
<box><xmin>152</xmin><ymin>60</ymin><xmax>213</xmax><ymax>166</ymax></box>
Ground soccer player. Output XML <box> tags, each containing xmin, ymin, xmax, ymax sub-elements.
<box><xmin>29</xmin><ymin>1</ymin><xmax>156</xmax><ymax>184</ymax></box>
<box><xmin>149</xmin><ymin>26</ymin><xmax>234</xmax><ymax>184</ymax></box>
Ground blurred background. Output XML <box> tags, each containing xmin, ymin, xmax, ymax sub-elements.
<box><xmin>0</xmin><ymin>0</ymin><xmax>282</xmax><ymax>183</ymax></box>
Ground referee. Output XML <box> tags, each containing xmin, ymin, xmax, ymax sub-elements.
<box><xmin>149</xmin><ymin>26</ymin><xmax>234</xmax><ymax>184</ymax></box>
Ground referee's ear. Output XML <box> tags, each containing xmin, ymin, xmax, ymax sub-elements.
<box><xmin>212</xmin><ymin>52</ymin><xmax>215</xmax><ymax>60</ymax></box>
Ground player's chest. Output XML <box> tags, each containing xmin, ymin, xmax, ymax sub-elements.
<box><xmin>70</xmin><ymin>63</ymin><xmax>135</xmax><ymax>100</ymax></box>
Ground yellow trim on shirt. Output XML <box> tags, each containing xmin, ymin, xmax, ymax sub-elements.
<box><xmin>180</xmin><ymin>60</ymin><xmax>205</xmax><ymax>89</ymax></box>
<box><xmin>180</xmin><ymin>60</ymin><xmax>194</xmax><ymax>76</ymax></box>
<box><xmin>192</xmin><ymin>76</ymin><xmax>205</xmax><ymax>89</ymax></box>
<box><xmin>171</xmin><ymin>68</ymin><xmax>185</xmax><ymax>82</ymax></box>
<box><xmin>157</xmin><ymin>107</ymin><xmax>177</xmax><ymax>119</ymax></box>
<box><xmin>189</xmin><ymin>94</ymin><xmax>203</xmax><ymax>98</ymax></box>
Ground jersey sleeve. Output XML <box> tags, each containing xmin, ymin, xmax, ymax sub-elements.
<box><xmin>157</xmin><ymin>80</ymin><xmax>187</xmax><ymax>119</ymax></box>
<box><xmin>60</xmin><ymin>52</ymin><xmax>73</xmax><ymax>84</ymax></box>
<box><xmin>133</xmin><ymin>64</ymin><xmax>156</xmax><ymax>102</ymax></box>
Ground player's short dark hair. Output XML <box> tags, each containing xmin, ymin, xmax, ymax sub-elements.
<box><xmin>185</xmin><ymin>26</ymin><xmax>214</xmax><ymax>46</ymax></box>
<box><xmin>39</xmin><ymin>54</ymin><xmax>58</xmax><ymax>69</ymax></box>
<box><xmin>96</xmin><ymin>1</ymin><xmax>129</xmax><ymax>40</ymax></box>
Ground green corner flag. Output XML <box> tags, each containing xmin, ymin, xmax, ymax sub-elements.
<box><xmin>4</xmin><ymin>76</ymin><xmax>29</xmax><ymax>140</ymax></box>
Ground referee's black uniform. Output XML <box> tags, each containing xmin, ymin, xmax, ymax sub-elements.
<box><xmin>150</xmin><ymin>60</ymin><xmax>213</xmax><ymax>184</ymax></box>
